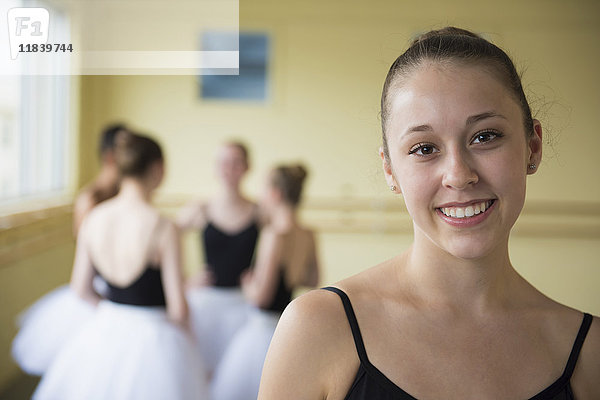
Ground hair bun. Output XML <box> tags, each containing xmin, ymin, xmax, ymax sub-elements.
<box><xmin>99</xmin><ymin>123</ymin><xmax>128</xmax><ymax>156</ymax></box>
<box><xmin>271</xmin><ymin>164</ymin><xmax>308</xmax><ymax>207</ymax></box>
<box><xmin>114</xmin><ymin>132</ymin><xmax>163</xmax><ymax>177</ymax></box>
<box><xmin>114</xmin><ymin>129</ymin><xmax>133</xmax><ymax>148</ymax></box>
<box><xmin>289</xmin><ymin>165</ymin><xmax>307</xmax><ymax>182</ymax></box>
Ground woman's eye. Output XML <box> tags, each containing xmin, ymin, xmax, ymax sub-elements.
<box><xmin>471</xmin><ymin>131</ymin><xmax>501</xmax><ymax>144</ymax></box>
<box><xmin>408</xmin><ymin>143</ymin><xmax>439</xmax><ymax>156</ymax></box>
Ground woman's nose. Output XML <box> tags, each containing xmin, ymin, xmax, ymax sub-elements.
<box><xmin>441</xmin><ymin>151</ymin><xmax>479</xmax><ymax>190</ymax></box>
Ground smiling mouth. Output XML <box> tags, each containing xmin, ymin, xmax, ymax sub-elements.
<box><xmin>437</xmin><ymin>200</ymin><xmax>495</xmax><ymax>219</ymax></box>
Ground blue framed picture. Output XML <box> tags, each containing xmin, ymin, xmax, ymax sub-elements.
<box><xmin>200</xmin><ymin>32</ymin><xmax>269</xmax><ymax>101</ymax></box>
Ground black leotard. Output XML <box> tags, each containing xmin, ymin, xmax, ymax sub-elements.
<box><xmin>203</xmin><ymin>220</ymin><xmax>259</xmax><ymax>287</ymax></box>
<box><xmin>323</xmin><ymin>286</ymin><xmax>593</xmax><ymax>400</ymax></box>
<box><xmin>99</xmin><ymin>265</ymin><xmax>166</xmax><ymax>307</ymax></box>
<box><xmin>262</xmin><ymin>269</ymin><xmax>292</xmax><ymax>314</ymax></box>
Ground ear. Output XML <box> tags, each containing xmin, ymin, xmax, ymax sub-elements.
<box><xmin>527</xmin><ymin>120</ymin><xmax>543</xmax><ymax>175</ymax></box>
<box><xmin>379</xmin><ymin>146</ymin><xmax>400</xmax><ymax>194</ymax></box>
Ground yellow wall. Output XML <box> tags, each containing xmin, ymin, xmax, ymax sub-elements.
<box><xmin>79</xmin><ymin>1</ymin><xmax>600</xmax><ymax>203</ymax></box>
<box><xmin>2</xmin><ymin>0</ymin><xmax>600</xmax><ymax>393</ymax></box>
<box><xmin>78</xmin><ymin>0</ymin><xmax>600</xmax><ymax>310</ymax></box>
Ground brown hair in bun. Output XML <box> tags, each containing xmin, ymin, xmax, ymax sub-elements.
<box><xmin>114</xmin><ymin>132</ymin><xmax>163</xmax><ymax>178</ymax></box>
<box><xmin>271</xmin><ymin>164</ymin><xmax>308</xmax><ymax>206</ymax></box>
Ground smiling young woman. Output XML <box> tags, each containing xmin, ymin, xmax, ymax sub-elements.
<box><xmin>258</xmin><ymin>27</ymin><xmax>599</xmax><ymax>400</ymax></box>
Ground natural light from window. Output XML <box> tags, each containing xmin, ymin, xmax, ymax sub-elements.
<box><xmin>0</xmin><ymin>0</ymin><xmax>70</xmax><ymax>207</ymax></box>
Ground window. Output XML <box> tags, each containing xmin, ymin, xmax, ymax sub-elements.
<box><xmin>0</xmin><ymin>0</ymin><xmax>71</xmax><ymax>207</ymax></box>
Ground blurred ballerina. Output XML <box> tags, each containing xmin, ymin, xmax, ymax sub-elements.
<box><xmin>33</xmin><ymin>133</ymin><xmax>208</xmax><ymax>400</ymax></box>
<box><xmin>177</xmin><ymin>141</ymin><xmax>261</xmax><ymax>375</ymax></box>
<box><xmin>211</xmin><ymin>164</ymin><xmax>320</xmax><ymax>400</ymax></box>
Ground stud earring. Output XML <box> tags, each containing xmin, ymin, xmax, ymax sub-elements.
<box><xmin>528</xmin><ymin>163</ymin><xmax>536</xmax><ymax>170</ymax></box>
<box><xmin>390</xmin><ymin>185</ymin><xmax>397</xmax><ymax>192</ymax></box>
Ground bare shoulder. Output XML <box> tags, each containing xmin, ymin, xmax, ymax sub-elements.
<box><xmin>275</xmin><ymin>288</ymin><xmax>353</xmax><ymax>360</ymax></box>
<box><xmin>261</xmin><ymin>259</ymin><xmax>399</xmax><ymax>399</ymax></box>
<box><xmin>259</xmin><ymin>226</ymin><xmax>283</xmax><ymax>242</ymax></box>
<box><xmin>538</xmin><ymin>298</ymin><xmax>600</xmax><ymax>399</ymax></box>
<box><xmin>280</xmin><ymin>287</ymin><xmax>350</xmax><ymax>339</ymax></box>
<box><xmin>74</xmin><ymin>186</ymin><xmax>94</xmax><ymax>210</ymax></box>
<box><xmin>572</xmin><ymin>313</ymin><xmax>600</xmax><ymax>399</ymax></box>
<box><xmin>260</xmin><ymin>288</ymin><xmax>357</xmax><ymax>399</ymax></box>
<box><xmin>82</xmin><ymin>198</ymin><xmax>113</xmax><ymax>225</ymax></box>
<box><xmin>278</xmin><ymin>263</ymin><xmax>391</xmax><ymax>359</ymax></box>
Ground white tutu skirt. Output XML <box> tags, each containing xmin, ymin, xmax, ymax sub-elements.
<box><xmin>187</xmin><ymin>286</ymin><xmax>250</xmax><ymax>373</ymax></box>
<box><xmin>211</xmin><ymin>309</ymin><xmax>280</xmax><ymax>400</ymax></box>
<box><xmin>33</xmin><ymin>301</ymin><xmax>209</xmax><ymax>400</ymax></box>
<box><xmin>11</xmin><ymin>285</ymin><xmax>95</xmax><ymax>375</ymax></box>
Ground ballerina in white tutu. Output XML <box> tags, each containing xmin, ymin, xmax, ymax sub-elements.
<box><xmin>211</xmin><ymin>164</ymin><xmax>320</xmax><ymax>400</ymax></box>
<box><xmin>11</xmin><ymin>123</ymin><xmax>129</xmax><ymax>376</ymax></box>
<box><xmin>177</xmin><ymin>141</ymin><xmax>261</xmax><ymax>375</ymax></box>
<box><xmin>33</xmin><ymin>133</ymin><xmax>208</xmax><ymax>400</ymax></box>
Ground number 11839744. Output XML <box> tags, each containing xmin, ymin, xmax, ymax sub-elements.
<box><xmin>19</xmin><ymin>43</ymin><xmax>73</xmax><ymax>52</ymax></box>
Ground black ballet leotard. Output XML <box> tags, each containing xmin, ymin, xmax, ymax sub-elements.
<box><xmin>202</xmin><ymin>220</ymin><xmax>259</xmax><ymax>287</ymax></box>
<box><xmin>262</xmin><ymin>269</ymin><xmax>293</xmax><ymax>314</ymax></box>
<box><xmin>323</xmin><ymin>286</ymin><xmax>593</xmax><ymax>400</ymax></box>
<box><xmin>99</xmin><ymin>265</ymin><xmax>166</xmax><ymax>307</ymax></box>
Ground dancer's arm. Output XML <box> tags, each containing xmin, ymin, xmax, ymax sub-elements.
<box><xmin>175</xmin><ymin>200</ymin><xmax>206</xmax><ymax>231</ymax></box>
<box><xmin>72</xmin><ymin>190</ymin><xmax>94</xmax><ymax>237</ymax></box>
<box><xmin>242</xmin><ymin>229</ymin><xmax>283</xmax><ymax>308</ymax></box>
<box><xmin>160</xmin><ymin>219</ymin><xmax>189</xmax><ymax>325</ymax></box>
<box><xmin>70</xmin><ymin>219</ymin><xmax>101</xmax><ymax>306</ymax></box>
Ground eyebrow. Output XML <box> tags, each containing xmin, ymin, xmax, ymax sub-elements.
<box><xmin>466</xmin><ymin>111</ymin><xmax>507</xmax><ymax>125</ymax></box>
<box><xmin>403</xmin><ymin>111</ymin><xmax>507</xmax><ymax>136</ymax></box>
<box><xmin>404</xmin><ymin>124</ymin><xmax>433</xmax><ymax>135</ymax></box>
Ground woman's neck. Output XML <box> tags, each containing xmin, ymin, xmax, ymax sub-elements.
<box><xmin>269</xmin><ymin>204</ymin><xmax>297</xmax><ymax>232</ymax></box>
<box><xmin>399</xmin><ymin>232</ymin><xmax>522</xmax><ymax>315</ymax></box>
<box><xmin>217</xmin><ymin>184</ymin><xmax>245</xmax><ymax>205</ymax></box>
<box><xmin>117</xmin><ymin>178</ymin><xmax>152</xmax><ymax>202</ymax></box>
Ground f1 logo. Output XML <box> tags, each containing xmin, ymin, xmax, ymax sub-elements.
<box><xmin>7</xmin><ymin>8</ymin><xmax>49</xmax><ymax>60</ymax></box>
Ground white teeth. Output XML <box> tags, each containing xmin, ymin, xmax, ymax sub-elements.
<box><xmin>439</xmin><ymin>200</ymin><xmax>493</xmax><ymax>219</ymax></box>
<box><xmin>465</xmin><ymin>206</ymin><xmax>474</xmax><ymax>217</ymax></box>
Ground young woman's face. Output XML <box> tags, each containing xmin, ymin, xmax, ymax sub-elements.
<box><xmin>383</xmin><ymin>62</ymin><xmax>542</xmax><ymax>260</ymax></box>
<box><xmin>216</xmin><ymin>145</ymin><xmax>248</xmax><ymax>187</ymax></box>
